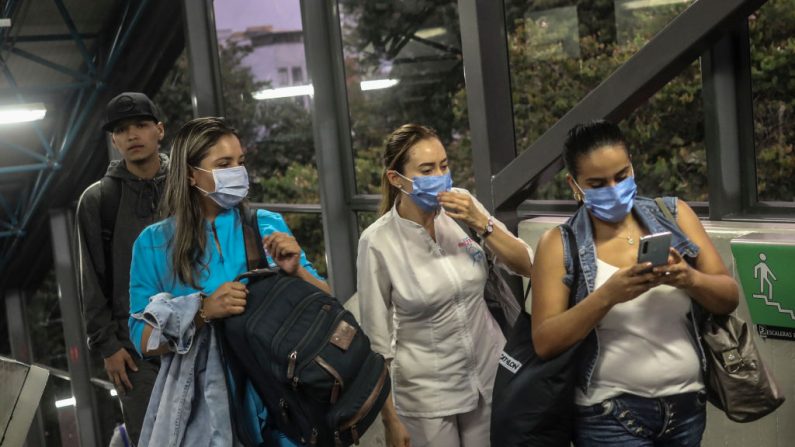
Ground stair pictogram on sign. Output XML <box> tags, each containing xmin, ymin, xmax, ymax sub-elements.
<box><xmin>752</xmin><ymin>253</ymin><xmax>795</xmax><ymax>320</ymax></box>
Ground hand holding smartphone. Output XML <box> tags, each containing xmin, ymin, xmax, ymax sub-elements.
<box><xmin>637</xmin><ymin>231</ymin><xmax>672</xmax><ymax>268</ymax></box>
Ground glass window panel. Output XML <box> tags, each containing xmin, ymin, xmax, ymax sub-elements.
<box><xmin>280</xmin><ymin>212</ymin><xmax>327</xmax><ymax>278</ymax></box>
<box><xmin>357</xmin><ymin>211</ymin><xmax>378</xmax><ymax>236</ymax></box>
<box><xmin>156</xmin><ymin>1</ymin><xmax>319</xmax><ymax>204</ymax></box>
<box><xmin>338</xmin><ymin>1</ymin><xmax>474</xmax><ymax>194</ymax></box>
<box><xmin>28</xmin><ymin>270</ymin><xmax>67</xmax><ymax>370</ymax></box>
<box><xmin>750</xmin><ymin>0</ymin><xmax>795</xmax><ymax>202</ymax></box>
<box><xmin>532</xmin><ymin>62</ymin><xmax>707</xmax><ymax>201</ymax></box>
<box><xmin>505</xmin><ymin>0</ymin><xmax>699</xmax><ymax>199</ymax></box>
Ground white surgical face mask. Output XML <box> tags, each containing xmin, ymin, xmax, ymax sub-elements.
<box><xmin>193</xmin><ymin>165</ymin><xmax>249</xmax><ymax>209</ymax></box>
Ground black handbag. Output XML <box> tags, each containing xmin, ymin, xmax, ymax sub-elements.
<box><xmin>653</xmin><ymin>198</ymin><xmax>785</xmax><ymax>423</ymax></box>
<box><xmin>491</xmin><ymin>224</ymin><xmax>582</xmax><ymax>447</ymax></box>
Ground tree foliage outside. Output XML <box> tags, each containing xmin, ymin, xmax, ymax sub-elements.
<box><xmin>750</xmin><ymin>1</ymin><xmax>795</xmax><ymax>202</ymax></box>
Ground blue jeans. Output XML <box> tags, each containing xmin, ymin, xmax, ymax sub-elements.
<box><xmin>574</xmin><ymin>391</ymin><xmax>707</xmax><ymax>447</ymax></box>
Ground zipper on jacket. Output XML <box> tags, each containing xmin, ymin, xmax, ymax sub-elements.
<box><xmin>310</xmin><ymin>428</ymin><xmax>318</xmax><ymax>446</ymax></box>
<box><xmin>279</xmin><ymin>398</ymin><xmax>289</xmax><ymax>422</ymax></box>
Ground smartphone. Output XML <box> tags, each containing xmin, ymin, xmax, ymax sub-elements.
<box><xmin>637</xmin><ymin>232</ymin><xmax>672</xmax><ymax>267</ymax></box>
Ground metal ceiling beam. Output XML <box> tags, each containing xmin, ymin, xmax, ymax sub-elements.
<box><xmin>490</xmin><ymin>0</ymin><xmax>768</xmax><ymax>211</ymax></box>
<box><xmin>52</xmin><ymin>0</ymin><xmax>96</xmax><ymax>75</ymax></box>
<box><xmin>0</xmin><ymin>0</ymin><xmax>152</xmax><ymax>270</ymax></box>
<box><xmin>4</xmin><ymin>45</ymin><xmax>95</xmax><ymax>82</ymax></box>
<box><xmin>11</xmin><ymin>33</ymin><xmax>97</xmax><ymax>42</ymax></box>
<box><xmin>0</xmin><ymin>141</ymin><xmax>49</xmax><ymax>163</ymax></box>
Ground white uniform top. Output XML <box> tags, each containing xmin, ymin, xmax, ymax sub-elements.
<box><xmin>356</xmin><ymin>188</ymin><xmax>533</xmax><ymax>418</ymax></box>
<box><xmin>576</xmin><ymin>258</ymin><xmax>704</xmax><ymax>406</ymax></box>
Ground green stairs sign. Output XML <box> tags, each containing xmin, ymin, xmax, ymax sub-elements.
<box><xmin>731</xmin><ymin>233</ymin><xmax>795</xmax><ymax>340</ymax></box>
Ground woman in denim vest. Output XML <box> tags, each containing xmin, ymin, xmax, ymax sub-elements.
<box><xmin>530</xmin><ymin>120</ymin><xmax>739</xmax><ymax>446</ymax></box>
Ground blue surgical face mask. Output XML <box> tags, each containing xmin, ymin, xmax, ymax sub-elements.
<box><xmin>193</xmin><ymin>165</ymin><xmax>249</xmax><ymax>209</ymax></box>
<box><xmin>394</xmin><ymin>171</ymin><xmax>453</xmax><ymax>213</ymax></box>
<box><xmin>573</xmin><ymin>175</ymin><xmax>637</xmax><ymax>223</ymax></box>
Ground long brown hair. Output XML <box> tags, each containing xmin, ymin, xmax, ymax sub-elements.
<box><xmin>160</xmin><ymin>117</ymin><xmax>240</xmax><ymax>289</ymax></box>
<box><xmin>379</xmin><ymin>124</ymin><xmax>438</xmax><ymax>215</ymax></box>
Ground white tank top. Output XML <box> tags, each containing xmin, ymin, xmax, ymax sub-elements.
<box><xmin>575</xmin><ymin>258</ymin><xmax>704</xmax><ymax>405</ymax></box>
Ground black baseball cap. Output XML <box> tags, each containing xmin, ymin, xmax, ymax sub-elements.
<box><xmin>102</xmin><ymin>92</ymin><xmax>160</xmax><ymax>132</ymax></box>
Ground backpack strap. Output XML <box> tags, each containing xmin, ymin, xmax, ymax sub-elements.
<box><xmin>241</xmin><ymin>207</ymin><xmax>268</xmax><ymax>270</ymax></box>
<box><xmin>99</xmin><ymin>176</ymin><xmax>121</xmax><ymax>296</ymax></box>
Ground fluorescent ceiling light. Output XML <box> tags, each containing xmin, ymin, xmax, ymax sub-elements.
<box><xmin>253</xmin><ymin>85</ymin><xmax>314</xmax><ymax>100</ymax></box>
<box><xmin>0</xmin><ymin>103</ymin><xmax>47</xmax><ymax>124</ymax></box>
<box><xmin>360</xmin><ymin>79</ymin><xmax>399</xmax><ymax>91</ymax></box>
<box><xmin>55</xmin><ymin>397</ymin><xmax>76</xmax><ymax>408</ymax></box>
<box><xmin>620</xmin><ymin>0</ymin><xmax>689</xmax><ymax>11</ymax></box>
<box><xmin>415</xmin><ymin>27</ymin><xmax>446</xmax><ymax>40</ymax></box>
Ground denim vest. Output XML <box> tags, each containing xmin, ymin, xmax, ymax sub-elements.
<box><xmin>560</xmin><ymin>196</ymin><xmax>707</xmax><ymax>393</ymax></box>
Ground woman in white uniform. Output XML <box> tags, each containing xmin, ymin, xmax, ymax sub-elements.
<box><xmin>356</xmin><ymin>124</ymin><xmax>534</xmax><ymax>447</ymax></box>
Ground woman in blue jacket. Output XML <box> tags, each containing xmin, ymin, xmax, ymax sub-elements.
<box><xmin>129</xmin><ymin>117</ymin><xmax>329</xmax><ymax>446</ymax></box>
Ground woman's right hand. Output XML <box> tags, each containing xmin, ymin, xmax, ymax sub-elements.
<box><xmin>598</xmin><ymin>262</ymin><xmax>661</xmax><ymax>305</ymax></box>
<box><xmin>384</xmin><ymin>417</ymin><xmax>411</xmax><ymax>447</ymax></box>
<box><xmin>201</xmin><ymin>281</ymin><xmax>248</xmax><ymax>320</ymax></box>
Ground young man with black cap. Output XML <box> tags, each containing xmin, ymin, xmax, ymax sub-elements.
<box><xmin>76</xmin><ymin>92</ymin><xmax>168</xmax><ymax>444</ymax></box>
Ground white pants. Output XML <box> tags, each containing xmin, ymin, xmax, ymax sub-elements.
<box><xmin>400</xmin><ymin>396</ymin><xmax>491</xmax><ymax>447</ymax></box>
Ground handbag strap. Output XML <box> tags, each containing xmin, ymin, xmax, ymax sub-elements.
<box><xmin>654</xmin><ymin>197</ymin><xmax>676</xmax><ymax>224</ymax></box>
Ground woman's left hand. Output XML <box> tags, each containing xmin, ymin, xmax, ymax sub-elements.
<box><xmin>438</xmin><ymin>191</ymin><xmax>488</xmax><ymax>233</ymax></box>
<box><xmin>653</xmin><ymin>248</ymin><xmax>695</xmax><ymax>289</ymax></box>
<box><xmin>263</xmin><ymin>232</ymin><xmax>302</xmax><ymax>275</ymax></box>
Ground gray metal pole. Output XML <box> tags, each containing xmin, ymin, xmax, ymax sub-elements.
<box><xmin>458</xmin><ymin>0</ymin><xmax>519</xmax><ymax>226</ymax></box>
<box><xmin>702</xmin><ymin>22</ymin><xmax>757</xmax><ymax>220</ymax></box>
<box><xmin>299</xmin><ymin>0</ymin><xmax>359</xmax><ymax>302</ymax></box>
<box><xmin>182</xmin><ymin>0</ymin><xmax>225</xmax><ymax>117</ymax></box>
<box><xmin>5</xmin><ymin>288</ymin><xmax>47</xmax><ymax>447</ymax></box>
<box><xmin>48</xmin><ymin>208</ymin><xmax>101</xmax><ymax>447</ymax></box>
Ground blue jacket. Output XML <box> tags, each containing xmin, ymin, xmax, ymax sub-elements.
<box><xmin>129</xmin><ymin>207</ymin><xmax>321</xmax><ymax>446</ymax></box>
<box><xmin>561</xmin><ymin>196</ymin><xmax>707</xmax><ymax>393</ymax></box>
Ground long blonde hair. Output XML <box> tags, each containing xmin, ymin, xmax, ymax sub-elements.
<box><xmin>160</xmin><ymin>117</ymin><xmax>241</xmax><ymax>289</ymax></box>
<box><xmin>378</xmin><ymin>124</ymin><xmax>439</xmax><ymax>215</ymax></box>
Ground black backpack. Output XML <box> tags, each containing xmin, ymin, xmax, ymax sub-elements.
<box><xmin>218</xmin><ymin>210</ymin><xmax>391</xmax><ymax>447</ymax></box>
